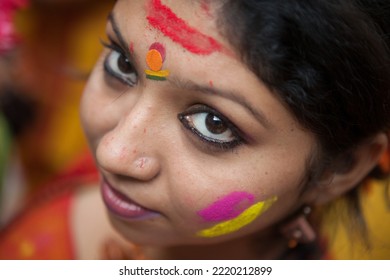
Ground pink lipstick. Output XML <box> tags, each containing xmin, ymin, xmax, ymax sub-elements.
<box><xmin>101</xmin><ymin>179</ymin><xmax>160</xmax><ymax>221</ymax></box>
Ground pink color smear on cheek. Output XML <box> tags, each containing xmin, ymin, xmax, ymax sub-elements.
<box><xmin>146</xmin><ymin>0</ymin><xmax>223</xmax><ymax>55</ymax></box>
<box><xmin>197</xmin><ymin>192</ymin><xmax>255</xmax><ymax>222</ymax></box>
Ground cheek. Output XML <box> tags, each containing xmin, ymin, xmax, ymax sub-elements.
<box><xmin>80</xmin><ymin>89</ymin><xmax>96</xmax><ymax>142</ymax></box>
<box><xmin>197</xmin><ymin>191</ymin><xmax>255</xmax><ymax>222</ymax></box>
<box><xmin>80</xmin><ymin>66</ymin><xmax>102</xmax><ymax>127</ymax></box>
<box><xmin>195</xmin><ymin>191</ymin><xmax>278</xmax><ymax>238</ymax></box>
<box><xmin>80</xmin><ymin>66</ymin><xmax>118</xmax><ymax>144</ymax></box>
<box><xmin>167</xmin><ymin>152</ymin><xmax>284</xmax><ymax>238</ymax></box>
<box><xmin>80</xmin><ymin>91</ymin><xmax>103</xmax><ymax>145</ymax></box>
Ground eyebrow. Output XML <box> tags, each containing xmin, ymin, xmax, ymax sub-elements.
<box><xmin>169</xmin><ymin>78</ymin><xmax>272</xmax><ymax>129</ymax></box>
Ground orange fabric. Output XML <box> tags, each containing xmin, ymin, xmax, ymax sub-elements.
<box><xmin>0</xmin><ymin>191</ymin><xmax>74</xmax><ymax>259</ymax></box>
<box><xmin>0</xmin><ymin>152</ymin><xmax>98</xmax><ymax>260</ymax></box>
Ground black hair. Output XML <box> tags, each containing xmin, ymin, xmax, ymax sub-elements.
<box><xmin>217</xmin><ymin>0</ymin><xmax>390</xmax><ymax>247</ymax></box>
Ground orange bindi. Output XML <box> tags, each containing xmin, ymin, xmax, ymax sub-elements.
<box><xmin>146</xmin><ymin>49</ymin><xmax>163</xmax><ymax>71</ymax></box>
<box><xmin>145</xmin><ymin>42</ymin><xmax>169</xmax><ymax>81</ymax></box>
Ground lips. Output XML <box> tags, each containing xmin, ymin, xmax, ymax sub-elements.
<box><xmin>101</xmin><ymin>179</ymin><xmax>160</xmax><ymax>221</ymax></box>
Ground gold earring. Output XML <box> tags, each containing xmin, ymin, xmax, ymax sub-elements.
<box><xmin>280</xmin><ymin>206</ymin><xmax>316</xmax><ymax>248</ymax></box>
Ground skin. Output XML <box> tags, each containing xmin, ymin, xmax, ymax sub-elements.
<box><xmin>79</xmin><ymin>0</ymin><xmax>318</xmax><ymax>259</ymax></box>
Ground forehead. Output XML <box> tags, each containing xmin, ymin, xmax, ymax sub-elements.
<box><xmin>110</xmin><ymin>0</ymin><xmax>313</xmax><ymax>133</ymax></box>
<box><xmin>113</xmin><ymin>0</ymin><xmax>230</xmax><ymax>56</ymax></box>
<box><xmin>147</xmin><ymin>0</ymin><xmax>223</xmax><ymax>55</ymax></box>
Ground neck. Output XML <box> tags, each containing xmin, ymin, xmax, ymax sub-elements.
<box><xmin>140</xmin><ymin>228</ymin><xmax>288</xmax><ymax>260</ymax></box>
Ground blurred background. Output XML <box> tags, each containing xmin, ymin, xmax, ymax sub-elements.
<box><xmin>0</xmin><ymin>0</ymin><xmax>114</xmax><ymax>225</ymax></box>
<box><xmin>0</xmin><ymin>0</ymin><xmax>389</xmax><ymax>259</ymax></box>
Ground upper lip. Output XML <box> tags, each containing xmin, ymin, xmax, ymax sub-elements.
<box><xmin>102</xmin><ymin>176</ymin><xmax>153</xmax><ymax>211</ymax></box>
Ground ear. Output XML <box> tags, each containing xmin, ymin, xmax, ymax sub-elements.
<box><xmin>303</xmin><ymin>133</ymin><xmax>388</xmax><ymax>205</ymax></box>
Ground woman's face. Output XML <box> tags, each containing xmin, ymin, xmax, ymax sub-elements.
<box><xmin>80</xmin><ymin>0</ymin><xmax>316</xmax><ymax>246</ymax></box>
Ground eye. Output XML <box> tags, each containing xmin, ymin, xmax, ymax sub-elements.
<box><xmin>186</xmin><ymin>113</ymin><xmax>234</xmax><ymax>141</ymax></box>
<box><xmin>178</xmin><ymin>105</ymin><xmax>244</xmax><ymax>150</ymax></box>
<box><xmin>102</xmin><ymin>41</ymin><xmax>138</xmax><ymax>86</ymax></box>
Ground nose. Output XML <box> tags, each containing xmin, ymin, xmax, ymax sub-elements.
<box><xmin>96</xmin><ymin>100</ymin><xmax>162</xmax><ymax>181</ymax></box>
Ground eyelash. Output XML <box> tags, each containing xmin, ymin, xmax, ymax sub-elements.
<box><xmin>101</xmin><ymin>39</ymin><xmax>138</xmax><ymax>87</ymax></box>
<box><xmin>178</xmin><ymin>104</ymin><xmax>245</xmax><ymax>152</ymax></box>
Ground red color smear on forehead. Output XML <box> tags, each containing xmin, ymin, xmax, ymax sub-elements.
<box><xmin>146</xmin><ymin>0</ymin><xmax>223</xmax><ymax>55</ymax></box>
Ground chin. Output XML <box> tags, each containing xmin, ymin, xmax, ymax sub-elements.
<box><xmin>108</xmin><ymin>213</ymin><xmax>231</xmax><ymax>247</ymax></box>
<box><xmin>108</xmin><ymin>214</ymin><xmax>182</xmax><ymax>246</ymax></box>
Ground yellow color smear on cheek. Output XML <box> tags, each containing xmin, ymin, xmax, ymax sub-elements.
<box><xmin>197</xmin><ymin>196</ymin><xmax>278</xmax><ymax>238</ymax></box>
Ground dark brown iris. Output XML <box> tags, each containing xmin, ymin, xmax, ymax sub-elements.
<box><xmin>205</xmin><ymin>113</ymin><xmax>228</xmax><ymax>134</ymax></box>
<box><xmin>117</xmin><ymin>54</ymin><xmax>134</xmax><ymax>74</ymax></box>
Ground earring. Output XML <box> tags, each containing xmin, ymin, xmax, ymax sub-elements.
<box><xmin>280</xmin><ymin>206</ymin><xmax>316</xmax><ymax>248</ymax></box>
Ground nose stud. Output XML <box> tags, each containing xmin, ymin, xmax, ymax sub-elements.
<box><xmin>131</xmin><ymin>156</ymin><xmax>160</xmax><ymax>181</ymax></box>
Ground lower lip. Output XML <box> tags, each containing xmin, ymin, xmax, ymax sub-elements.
<box><xmin>101</xmin><ymin>180</ymin><xmax>160</xmax><ymax>221</ymax></box>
